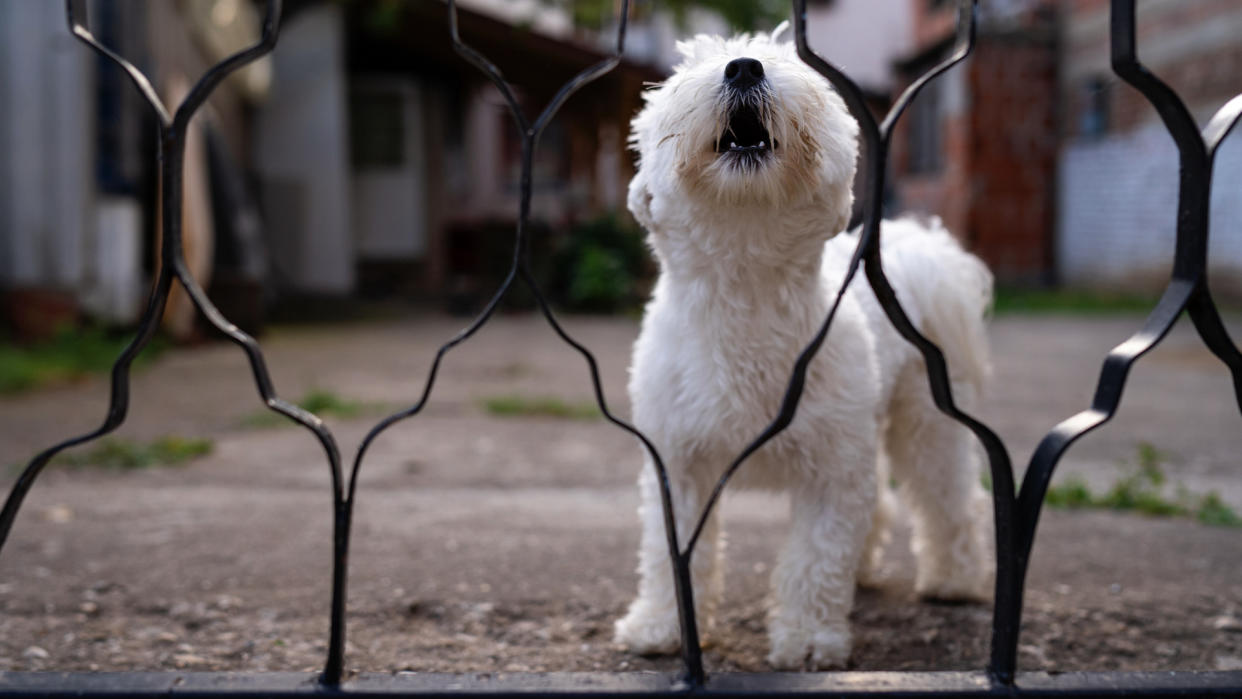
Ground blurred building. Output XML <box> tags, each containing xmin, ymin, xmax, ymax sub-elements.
<box><xmin>889</xmin><ymin>0</ymin><xmax>1059</xmax><ymax>285</ymax></box>
<box><xmin>0</xmin><ymin>0</ymin><xmax>270</xmax><ymax>339</ymax></box>
<box><xmin>6</xmin><ymin>0</ymin><xmax>1240</xmax><ymax>340</ymax></box>
<box><xmin>0</xmin><ymin>0</ymin><xmax>659</xmax><ymax>338</ymax></box>
<box><xmin>884</xmin><ymin>0</ymin><xmax>1242</xmax><ymax>292</ymax></box>
<box><xmin>1056</xmin><ymin>0</ymin><xmax>1242</xmax><ymax>295</ymax></box>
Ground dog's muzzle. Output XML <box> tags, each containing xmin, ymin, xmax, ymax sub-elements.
<box><xmin>716</xmin><ymin>57</ymin><xmax>776</xmax><ymax>160</ymax></box>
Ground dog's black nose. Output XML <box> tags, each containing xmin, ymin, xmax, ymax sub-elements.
<box><xmin>724</xmin><ymin>57</ymin><xmax>764</xmax><ymax>90</ymax></box>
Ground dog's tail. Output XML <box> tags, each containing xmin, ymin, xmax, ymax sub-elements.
<box><xmin>875</xmin><ymin>217</ymin><xmax>994</xmax><ymax>398</ymax></box>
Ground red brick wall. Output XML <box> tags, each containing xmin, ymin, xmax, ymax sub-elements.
<box><xmin>891</xmin><ymin>102</ymin><xmax>973</xmax><ymax>242</ymax></box>
<box><xmin>890</xmin><ymin>30</ymin><xmax>1058</xmax><ymax>283</ymax></box>
<box><xmin>968</xmin><ymin>38</ymin><xmax>1059</xmax><ymax>282</ymax></box>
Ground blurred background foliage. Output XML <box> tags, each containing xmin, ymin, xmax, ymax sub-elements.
<box><xmin>353</xmin><ymin>0</ymin><xmax>784</xmax><ymax>33</ymax></box>
<box><xmin>554</xmin><ymin>0</ymin><xmax>785</xmax><ymax>31</ymax></box>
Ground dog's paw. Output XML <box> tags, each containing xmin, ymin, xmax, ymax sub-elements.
<box><xmin>614</xmin><ymin>606</ymin><xmax>681</xmax><ymax>656</ymax></box>
<box><xmin>767</xmin><ymin>624</ymin><xmax>851</xmax><ymax>670</ymax></box>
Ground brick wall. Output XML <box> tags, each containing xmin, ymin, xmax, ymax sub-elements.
<box><xmin>891</xmin><ymin>58</ymin><xmax>971</xmax><ymax>238</ymax></box>
<box><xmin>968</xmin><ymin>36</ymin><xmax>1059</xmax><ymax>283</ymax></box>
<box><xmin>890</xmin><ymin>30</ymin><xmax>1058</xmax><ymax>283</ymax></box>
<box><xmin>1058</xmin><ymin>0</ymin><xmax>1242</xmax><ymax>292</ymax></box>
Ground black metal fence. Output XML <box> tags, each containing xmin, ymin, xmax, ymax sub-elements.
<box><xmin>2</xmin><ymin>0</ymin><xmax>1241</xmax><ymax>696</ymax></box>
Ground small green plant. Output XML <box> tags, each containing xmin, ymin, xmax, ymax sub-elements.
<box><xmin>1041</xmin><ymin>442</ymin><xmax>1241</xmax><ymax>527</ymax></box>
<box><xmin>991</xmin><ymin>287</ymin><xmax>1160</xmax><ymax>316</ymax></box>
<box><xmin>1196</xmin><ymin>492</ymin><xmax>1242</xmax><ymax>527</ymax></box>
<box><xmin>548</xmin><ymin>213</ymin><xmax>650</xmax><ymax>313</ymax></box>
<box><xmin>241</xmin><ymin>389</ymin><xmax>384</xmax><ymax>428</ymax></box>
<box><xmin>1044</xmin><ymin>476</ymin><xmax>1095</xmax><ymax>509</ymax></box>
<box><xmin>50</xmin><ymin>436</ymin><xmax>213</xmax><ymax>470</ymax></box>
<box><xmin>481</xmin><ymin>395</ymin><xmax>602</xmax><ymax>420</ymax></box>
<box><xmin>296</xmin><ymin>389</ymin><xmax>364</xmax><ymax>417</ymax></box>
<box><xmin>0</xmin><ymin>326</ymin><xmax>167</xmax><ymax>395</ymax></box>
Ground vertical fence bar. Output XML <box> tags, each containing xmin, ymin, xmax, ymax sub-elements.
<box><xmin>0</xmin><ymin>0</ymin><xmax>358</xmax><ymax>685</ymax></box>
<box><xmin>0</xmin><ymin>0</ymin><xmax>1238</xmax><ymax>693</ymax></box>
<box><xmin>777</xmin><ymin>0</ymin><xmax>1022</xmax><ymax>685</ymax></box>
<box><xmin>1002</xmin><ymin>0</ymin><xmax>1242</xmax><ymax>680</ymax></box>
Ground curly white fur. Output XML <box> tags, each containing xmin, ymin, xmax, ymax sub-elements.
<box><xmin>614</xmin><ymin>27</ymin><xmax>995</xmax><ymax>670</ymax></box>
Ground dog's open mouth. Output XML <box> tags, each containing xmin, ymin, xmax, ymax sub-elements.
<box><xmin>716</xmin><ymin>105</ymin><xmax>776</xmax><ymax>156</ymax></box>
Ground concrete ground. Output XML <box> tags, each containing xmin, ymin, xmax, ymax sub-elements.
<box><xmin>0</xmin><ymin>312</ymin><xmax>1240</xmax><ymax>675</ymax></box>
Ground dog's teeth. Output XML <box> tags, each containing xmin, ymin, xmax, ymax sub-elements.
<box><xmin>730</xmin><ymin>142</ymin><xmax>737</xmax><ymax>148</ymax></box>
<box><xmin>759</xmin><ymin>141</ymin><xmax>766</xmax><ymax>148</ymax></box>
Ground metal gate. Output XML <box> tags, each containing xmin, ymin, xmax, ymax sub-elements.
<box><xmin>2</xmin><ymin>0</ymin><xmax>1241</xmax><ymax>695</ymax></box>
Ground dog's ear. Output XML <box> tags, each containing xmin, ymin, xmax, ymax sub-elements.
<box><xmin>770</xmin><ymin>20</ymin><xmax>791</xmax><ymax>44</ymax></box>
<box><xmin>627</xmin><ymin>168</ymin><xmax>656</xmax><ymax>231</ymax></box>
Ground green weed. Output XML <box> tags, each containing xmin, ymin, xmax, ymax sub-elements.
<box><xmin>50</xmin><ymin>436</ymin><xmax>213</xmax><ymax>470</ymax></box>
<box><xmin>992</xmin><ymin>288</ymin><xmax>1160</xmax><ymax>316</ymax></box>
<box><xmin>0</xmin><ymin>327</ymin><xmax>167</xmax><ymax>395</ymax></box>
<box><xmin>1044</xmin><ymin>477</ymin><xmax>1094</xmax><ymax>509</ymax></box>
<box><xmin>481</xmin><ymin>395</ymin><xmax>602</xmax><ymax>420</ymax></box>
<box><xmin>241</xmin><ymin>389</ymin><xmax>382</xmax><ymax>428</ymax></box>
<box><xmin>1196</xmin><ymin>492</ymin><xmax>1242</xmax><ymax>527</ymax></box>
<box><xmin>1042</xmin><ymin>442</ymin><xmax>1241</xmax><ymax>527</ymax></box>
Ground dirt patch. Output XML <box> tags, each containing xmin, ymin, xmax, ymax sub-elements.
<box><xmin>1</xmin><ymin>315</ymin><xmax>1240</xmax><ymax>676</ymax></box>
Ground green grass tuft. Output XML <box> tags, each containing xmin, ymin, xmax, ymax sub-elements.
<box><xmin>1044</xmin><ymin>477</ymin><xmax>1095</xmax><ymax>509</ymax></box>
<box><xmin>50</xmin><ymin>436</ymin><xmax>213</xmax><ymax>470</ymax></box>
<box><xmin>241</xmin><ymin>389</ymin><xmax>382</xmax><ymax>428</ymax></box>
<box><xmin>481</xmin><ymin>395</ymin><xmax>602</xmax><ymax>420</ymax></box>
<box><xmin>992</xmin><ymin>288</ymin><xmax>1160</xmax><ymax>316</ymax></box>
<box><xmin>296</xmin><ymin>389</ymin><xmax>364</xmax><ymax>418</ymax></box>
<box><xmin>0</xmin><ymin>327</ymin><xmax>167</xmax><ymax>395</ymax></box>
<box><xmin>1196</xmin><ymin>492</ymin><xmax>1242</xmax><ymax>527</ymax></box>
<box><xmin>1041</xmin><ymin>442</ymin><xmax>1241</xmax><ymax>527</ymax></box>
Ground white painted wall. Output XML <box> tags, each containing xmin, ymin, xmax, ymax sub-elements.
<box><xmin>805</xmin><ymin>0</ymin><xmax>913</xmax><ymax>94</ymax></box>
<box><xmin>1057</xmin><ymin>122</ymin><xmax>1242</xmax><ymax>289</ymax></box>
<box><xmin>253</xmin><ymin>4</ymin><xmax>354</xmax><ymax>293</ymax></box>
<box><xmin>0</xmin><ymin>1</ymin><xmax>94</xmax><ymax>291</ymax></box>
<box><xmin>351</xmin><ymin>78</ymin><xmax>428</xmax><ymax>259</ymax></box>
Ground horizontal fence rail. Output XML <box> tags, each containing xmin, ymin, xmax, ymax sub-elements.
<box><xmin>1</xmin><ymin>0</ymin><xmax>1241</xmax><ymax>696</ymax></box>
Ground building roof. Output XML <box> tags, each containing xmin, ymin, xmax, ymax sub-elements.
<box><xmin>341</xmin><ymin>0</ymin><xmax>663</xmax><ymax>99</ymax></box>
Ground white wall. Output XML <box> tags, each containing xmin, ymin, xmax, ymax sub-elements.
<box><xmin>253</xmin><ymin>4</ymin><xmax>354</xmax><ymax>294</ymax></box>
<box><xmin>0</xmin><ymin>1</ymin><xmax>94</xmax><ymax>291</ymax></box>
<box><xmin>351</xmin><ymin>78</ymin><xmax>428</xmax><ymax>259</ymax></box>
<box><xmin>805</xmin><ymin>0</ymin><xmax>914</xmax><ymax>94</ymax></box>
<box><xmin>1057</xmin><ymin>122</ymin><xmax>1242</xmax><ymax>290</ymax></box>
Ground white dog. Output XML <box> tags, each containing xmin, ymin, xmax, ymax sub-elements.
<box><xmin>614</xmin><ymin>26</ymin><xmax>995</xmax><ymax>670</ymax></box>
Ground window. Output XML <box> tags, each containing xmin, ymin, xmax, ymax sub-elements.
<box><xmin>1079</xmin><ymin>76</ymin><xmax>1111</xmax><ymax>139</ymax></box>
<box><xmin>350</xmin><ymin>90</ymin><xmax>406</xmax><ymax>170</ymax></box>
<box><xmin>906</xmin><ymin>78</ymin><xmax>943</xmax><ymax>175</ymax></box>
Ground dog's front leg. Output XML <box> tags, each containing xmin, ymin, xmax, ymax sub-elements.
<box><xmin>615</xmin><ymin>460</ymin><xmax>724</xmax><ymax>655</ymax></box>
<box><xmin>767</xmin><ymin>472</ymin><xmax>875</xmax><ymax>670</ymax></box>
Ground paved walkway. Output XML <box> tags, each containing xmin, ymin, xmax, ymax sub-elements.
<box><xmin>0</xmin><ymin>312</ymin><xmax>1239</xmax><ymax>673</ymax></box>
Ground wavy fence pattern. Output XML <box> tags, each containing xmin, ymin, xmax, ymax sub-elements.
<box><xmin>0</xmin><ymin>0</ymin><xmax>1239</xmax><ymax>694</ymax></box>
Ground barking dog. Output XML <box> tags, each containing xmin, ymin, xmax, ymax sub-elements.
<box><xmin>614</xmin><ymin>26</ymin><xmax>995</xmax><ymax>670</ymax></box>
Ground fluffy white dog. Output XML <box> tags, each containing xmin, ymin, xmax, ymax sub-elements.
<box><xmin>614</xmin><ymin>27</ymin><xmax>995</xmax><ymax>670</ymax></box>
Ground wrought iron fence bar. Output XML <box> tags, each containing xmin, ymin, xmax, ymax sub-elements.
<box><xmin>5</xmin><ymin>671</ymin><xmax>1242</xmax><ymax>698</ymax></box>
<box><xmin>1</xmin><ymin>0</ymin><xmax>1240</xmax><ymax>693</ymax></box>
<box><xmin>680</xmin><ymin>4</ymin><xmax>1024</xmax><ymax>685</ymax></box>
<box><xmin>0</xmin><ymin>0</ymin><xmax>354</xmax><ymax>687</ymax></box>
<box><xmin>1010</xmin><ymin>0</ymin><xmax>1242</xmax><ymax>688</ymax></box>
<box><xmin>65</xmin><ymin>0</ymin><xmax>172</xmax><ymax>126</ymax></box>
<box><xmin>786</xmin><ymin>0</ymin><xmax>1025</xmax><ymax>683</ymax></box>
<box><xmin>341</xmin><ymin>0</ymin><xmax>714</xmax><ymax>688</ymax></box>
